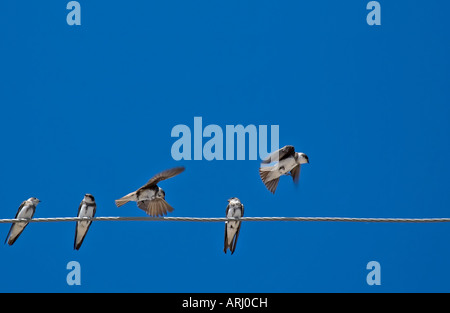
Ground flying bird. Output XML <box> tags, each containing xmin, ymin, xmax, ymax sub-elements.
<box><xmin>224</xmin><ymin>197</ymin><xmax>244</xmax><ymax>255</ymax></box>
<box><xmin>115</xmin><ymin>166</ymin><xmax>185</xmax><ymax>217</ymax></box>
<box><xmin>74</xmin><ymin>194</ymin><xmax>97</xmax><ymax>250</ymax></box>
<box><xmin>259</xmin><ymin>145</ymin><xmax>309</xmax><ymax>194</ymax></box>
<box><xmin>5</xmin><ymin>197</ymin><xmax>40</xmax><ymax>246</ymax></box>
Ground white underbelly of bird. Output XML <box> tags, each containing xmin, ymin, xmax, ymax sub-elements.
<box><xmin>226</xmin><ymin>208</ymin><xmax>242</xmax><ymax>245</ymax></box>
<box><xmin>75</xmin><ymin>205</ymin><xmax>95</xmax><ymax>242</ymax></box>
<box><xmin>9</xmin><ymin>206</ymin><xmax>34</xmax><ymax>240</ymax></box>
<box><xmin>77</xmin><ymin>206</ymin><xmax>95</xmax><ymax>228</ymax></box>
<box><xmin>8</xmin><ymin>222</ymin><xmax>27</xmax><ymax>241</ymax></box>
<box><xmin>260</xmin><ymin>157</ymin><xmax>297</xmax><ymax>181</ymax></box>
<box><xmin>138</xmin><ymin>188</ymin><xmax>158</xmax><ymax>201</ymax></box>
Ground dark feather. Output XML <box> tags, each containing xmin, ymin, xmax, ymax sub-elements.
<box><xmin>139</xmin><ymin>166</ymin><xmax>185</xmax><ymax>190</ymax></box>
<box><xmin>290</xmin><ymin>165</ymin><xmax>301</xmax><ymax>184</ymax></box>
<box><xmin>223</xmin><ymin>222</ymin><xmax>229</xmax><ymax>254</ymax></box>
<box><xmin>261</xmin><ymin>145</ymin><xmax>295</xmax><ymax>164</ymax></box>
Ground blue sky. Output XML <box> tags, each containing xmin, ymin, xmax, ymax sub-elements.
<box><xmin>0</xmin><ymin>1</ymin><xmax>449</xmax><ymax>292</ymax></box>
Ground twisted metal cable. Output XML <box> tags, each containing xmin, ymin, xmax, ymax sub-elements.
<box><xmin>1</xmin><ymin>216</ymin><xmax>450</xmax><ymax>224</ymax></box>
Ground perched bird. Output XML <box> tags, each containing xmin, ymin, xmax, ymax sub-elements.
<box><xmin>74</xmin><ymin>194</ymin><xmax>97</xmax><ymax>250</ymax></box>
<box><xmin>259</xmin><ymin>145</ymin><xmax>309</xmax><ymax>194</ymax></box>
<box><xmin>5</xmin><ymin>197</ymin><xmax>40</xmax><ymax>246</ymax></box>
<box><xmin>224</xmin><ymin>197</ymin><xmax>244</xmax><ymax>255</ymax></box>
<box><xmin>115</xmin><ymin>166</ymin><xmax>185</xmax><ymax>217</ymax></box>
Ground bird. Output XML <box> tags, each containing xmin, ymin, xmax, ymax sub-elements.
<box><xmin>5</xmin><ymin>197</ymin><xmax>40</xmax><ymax>246</ymax></box>
<box><xmin>259</xmin><ymin>145</ymin><xmax>309</xmax><ymax>194</ymax></box>
<box><xmin>115</xmin><ymin>166</ymin><xmax>185</xmax><ymax>217</ymax></box>
<box><xmin>74</xmin><ymin>194</ymin><xmax>97</xmax><ymax>250</ymax></box>
<box><xmin>224</xmin><ymin>197</ymin><xmax>244</xmax><ymax>255</ymax></box>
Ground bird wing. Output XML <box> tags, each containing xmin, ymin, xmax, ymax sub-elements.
<box><xmin>225</xmin><ymin>202</ymin><xmax>230</xmax><ymax>216</ymax></box>
<box><xmin>13</xmin><ymin>201</ymin><xmax>26</xmax><ymax>219</ymax></box>
<box><xmin>76</xmin><ymin>201</ymin><xmax>83</xmax><ymax>217</ymax></box>
<box><xmin>230</xmin><ymin>222</ymin><xmax>242</xmax><ymax>255</ymax></box>
<box><xmin>139</xmin><ymin>166</ymin><xmax>185</xmax><ymax>190</ymax></box>
<box><xmin>223</xmin><ymin>202</ymin><xmax>231</xmax><ymax>253</ymax></box>
<box><xmin>290</xmin><ymin>164</ymin><xmax>301</xmax><ymax>184</ymax></box>
<box><xmin>261</xmin><ymin>145</ymin><xmax>295</xmax><ymax>164</ymax></box>
<box><xmin>223</xmin><ymin>221</ymin><xmax>229</xmax><ymax>253</ymax></box>
<box><xmin>5</xmin><ymin>201</ymin><xmax>27</xmax><ymax>245</ymax></box>
<box><xmin>5</xmin><ymin>223</ymin><xmax>29</xmax><ymax>246</ymax></box>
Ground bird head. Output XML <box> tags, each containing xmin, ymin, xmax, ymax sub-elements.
<box><xmin>228</xmin><ymin>197</ymin><xmax>240</xmax><ymax>204</ymax></box>
<box><xmin>297</xmin><ymin>152</ymin><xmax>309</xmax><ymax>164</ymax></box>
<box><xmin>84</xmin><ymin>194</ymin><xmax>95</xmax><ymax>203</ymax></box>
<box><xmin>29</xmin><ymin>197</ymin><xmax>41</xmax><ymax>205</ymax></box>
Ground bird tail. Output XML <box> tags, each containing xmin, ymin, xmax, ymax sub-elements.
<box><xmin>115</xmin><ymin>192</ymin><xmax>136</xmax><ymax>207</ymax></box>
<box><xmin>259</xmin><ymin>164</ymin><xmax>274</xmax><ymax>172</ymax></box>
